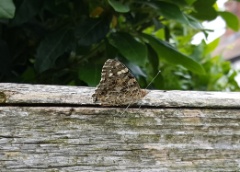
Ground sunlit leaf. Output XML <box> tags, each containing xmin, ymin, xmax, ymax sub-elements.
<box><xmin>205</xmin><ymin>38</ymin><xmax>220</xmax><ymax>54</ymax></box>
<box><xmin>218</xmin><ymin>11</ymin><xmax>239</xmax><ymax>31</ymax></box>
<box><xmin>0</xmin><ymin>0</ymin><xmax>15</xmax><ymax>19</ymax></box>
<box><xmin>185</xmin><ymin>0</ymin><xmax>197</xmax><ymax>5</ymax></box>
<box><xmin>186</xmin><ymin>15</ymin><xmax>204</xmax><ymax>29</ymax></box>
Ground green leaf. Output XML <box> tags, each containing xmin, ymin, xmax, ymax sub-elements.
<box><xmin>148</xmin><ymin>1</ymin><xmax>189</xmax><ymax>25</ymax></box>
<box><xmin>78</xmin><ymin>63</ymin><xmax>102</xmax><ymax>86</ymax></box>
<box><xmin>192</xmin><ymin>0</ymin><xmax>217</xmax><ymax>21</ymax></box>
<box><xmin>161</xmin><ymin>65</ymin><xmax>184</xmax><ymax>90</ymax></box>
<box><xmin>21</xmin><ymin>67</ymin><xmax>36</xmax><ymax>82</ymax></box>
<box><xmin>11</xmin><ymin>0</ymin><xmax>43</xmax><ymax>25</ymax></box>
<box><xmin>147</xmin><ymin>45</ymin><xmax>164</xmax><ymax>89</ymax></box>
<box><xmin>75</xmin><ymin>18</ymin><xmax>110</xmax><ymax>46</ymax></box>
<box><xmin>205</xmin><ymin>38</ymin><xmax>220</xmax><ymax>54</ymax></box>
<box><xmin>161</xmin><ymin>0</ymin><xmax>188</xmax><ymax>6</ymax></box>
<box><xmin>35</xmin><ymin>29</ymin><xmax>73</xmax><ymax>73</ymax></box>
<box><xmin>108</xmin><ymin>32</ymin><xmax>147</xmax><ymax>66</ymax></box>
<box><xmin>218</xmin><ymin>11</ymin><xmax>239</xmax><ymax>31</ymax></box>
<box><xmin>0</xmin><ymin>0</ymin><xmax>15</xmax><ymax>19</ymax></box>
<box><xmin>125</xmin><ymin>62</ymin><xmax>147</xmax><ymax>78</ymax></box>
<box><xmin>147</xmin><ymin>45</ymin><xmax>159</xmax><ymax>74</ymax></box>
<box><xmin>108</xmin><ymin>0</ymin><xmax>129</xmax><ymax>13</ymax></box>
<box><xmin>186</xmin><ymin>15</ymin><xmax>204</xmax><ymax>30</ymax></box>
<box><xmin>185</xmin><ymin>0</ymin><xmax>197</xmax><ymax>5</ymax></box>
<box><xmin>142</xmin><ymin>34</ymin><xmax>205</xmax><ymax>75</ymax></box>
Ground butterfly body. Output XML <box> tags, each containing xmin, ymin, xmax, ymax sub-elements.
<box><xmin>92</xmin><ymin>59</ymin><xmax>148</xmax><ymax>106</ymax></box>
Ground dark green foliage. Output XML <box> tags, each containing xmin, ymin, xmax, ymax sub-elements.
<box><xmin>0</xmin><ymin>0</ymin><xmax>239</xmax><ymax>91</ymax></box>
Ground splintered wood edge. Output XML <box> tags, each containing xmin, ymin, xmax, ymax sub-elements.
<box><xmin>0</xmin><ymin>83</ymin><xmax>240</xmax><ymax>108</ymax></box>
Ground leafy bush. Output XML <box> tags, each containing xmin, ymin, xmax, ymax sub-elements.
<box><xmin>0</xmin><ymin>0</ymin><xmax>239</xmax><ymax>91</ymax></box>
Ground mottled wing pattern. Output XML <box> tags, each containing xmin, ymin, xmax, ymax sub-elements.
<box><xmin>92</xmin><ymin>59</ymin><xmax>148</xmax><ymax>106</ymax></box>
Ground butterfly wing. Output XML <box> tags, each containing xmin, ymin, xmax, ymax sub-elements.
<box><xmin>92</xmin><ymin>59</ymin><xmax>148</xmax><ymax>106</ymax></box>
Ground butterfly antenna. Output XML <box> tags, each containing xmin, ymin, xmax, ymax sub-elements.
<box><xmin>120</xmin><ymin>104</ymin><xmax>131</xmax><ymax>115</ymax></box>
<box><xmin>120</xmin><ymin>70</ymin><xmax>161</xmax><ymax>115</ymax></box>
<box><xmin>146</xmin><ymin>70</ymin><xmax>161</xmax><ymax>89</ymax></box>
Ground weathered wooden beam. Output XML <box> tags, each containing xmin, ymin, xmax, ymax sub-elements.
<box><xmin>0</xmin><ymin>83</ymin><xmax>240</xmax><ymax>171</ymax></box>
<box><xmin>1</xmin><ymin>83</ymin><xmax>240</xmax><ymax>108</ymax></box>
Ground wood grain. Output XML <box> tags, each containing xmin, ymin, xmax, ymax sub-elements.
<box><xmin>0</xmin><ymin>83</ymin><xmax>240</xmax><ymax>171</ymax></box>
<box><xmin>1</xmin><ymin>83</ymin><xmax>240</xmax><ymax>108</ymax></box>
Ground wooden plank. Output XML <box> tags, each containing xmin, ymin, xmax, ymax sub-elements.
<box><xmin>1</xmin><ymin>83</ymin><xmax>240</xmax><ymax>108</ymax></box>
<box><xmin>0</xmin><ymin>106</ymin><xmax>240</xmax><ymax>171</ymax></box>
<box><xmin>1</xmin><ymin>83</ymin><xmax>240</xmax><ymax>171</ymax></box>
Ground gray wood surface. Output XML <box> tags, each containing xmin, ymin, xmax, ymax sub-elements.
<box><xmin>1</xmin><ymin>83</ymin><xmax>240</xmax><ymax>108</ymax></box>
<box><xmin>0</xmin><ymin>83</ymin><xmax>240</xmax><ymax>171</ymax></box>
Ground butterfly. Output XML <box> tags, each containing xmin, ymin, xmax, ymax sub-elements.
<box><xmin>92</xmin><ymin>59</ymin><xmax>148</xmax><ymax>106</ymax></box>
